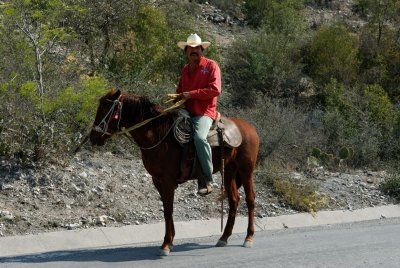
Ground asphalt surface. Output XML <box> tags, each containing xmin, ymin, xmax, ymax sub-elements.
<box><xmin>0</xmin><ymin>204</ymin><xmax>399</xmax><ymax>267</ymax></box>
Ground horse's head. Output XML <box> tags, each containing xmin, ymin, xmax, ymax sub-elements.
<box><xmin>90</xmin><ymin>89</ymin><xmax>122</xmax><ymax>146</ymax></box>
<box><xmin>90</xmin><ymin>88</ymin><xmax>166</xmax><ymax>147</ymax></box>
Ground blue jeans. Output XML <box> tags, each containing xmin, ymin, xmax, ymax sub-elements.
<box><xmin>191</xmin><ymin>116</ymin><xmax>213</xmax><ymax>183</ymax></box>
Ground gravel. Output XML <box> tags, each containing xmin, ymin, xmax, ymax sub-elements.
<box><xmin>0</xmin><ymin>150</ymin><xmax>394</xmax><ymax>237</ymax></box>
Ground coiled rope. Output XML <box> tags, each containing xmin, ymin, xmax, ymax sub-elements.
<box><xmin>173</xmin><ymin>109</ymin><xmax>192</xmax><ymax>145</ymax></box>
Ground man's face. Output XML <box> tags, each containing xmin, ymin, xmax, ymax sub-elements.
<box><xmin>186</xmin><ymin>45</ymin><xmax>203</xmax><ymax>63</ymax></box>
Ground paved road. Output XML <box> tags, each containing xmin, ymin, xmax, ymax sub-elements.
<box><xmin>1</xmin><ymin>217</ymin><xmax>399</xmax><ymax>268</ymax></box>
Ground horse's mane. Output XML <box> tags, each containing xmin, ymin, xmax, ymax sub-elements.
<box><xmin>122</xmin><ymin>91</ymin><xmax>164</xmax><ymax>118</ymax></box>
<box><xmin>113</xmin><ymin>90</ymin><xmax>174</xmax><ymax>137</ymax></box>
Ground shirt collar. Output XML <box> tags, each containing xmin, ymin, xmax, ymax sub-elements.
<box><xmin>185</xmin><ymin>56</ymin><xmax>207</xmax><ymax>70</ymax></box>
<box><xmin>198</xmin><ymin>56</ymin><xmax>207</xmax><ymax>67</ymax></box>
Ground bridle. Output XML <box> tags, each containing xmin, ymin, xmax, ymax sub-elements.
<box><xmin>93</xmin><ymin>96</ymin><xmax>123</xmax><ymax>136</ymax></box>
<box><xmin>92</xmin><ymin>96</ymin><xmax>187</xmax><ymax>150</ymax></box>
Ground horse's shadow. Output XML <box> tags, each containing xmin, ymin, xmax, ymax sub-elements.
<box><xmin>0</xmin><ymin>243</ymin><xmax>215</xmax><ymax>263</ymax></box>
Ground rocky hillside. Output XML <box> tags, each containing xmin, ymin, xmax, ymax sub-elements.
<box><xmin>0</xmin><ymin>0</ymin><xmax>396</xmax><ymax>237</ymax></box>
<box><xmin>0</xmin><ymin>149</ymin><xmax>394</xmax><ymax>237</ymax></box>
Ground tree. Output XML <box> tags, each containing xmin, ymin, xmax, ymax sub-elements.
<box><xmin>62</xmin><ymin>0</ymin><xmax>141</xmax><ymax>72</ymax></box>
<box><xmin>1</xmin><ymin>0</ymin><xmax>71</xmax><ymax>96</ymax></box>
<box><xmin>62</xmin><ymin>0</ymin><xmax>198</xmax><ymax>89</ymax></box>
<box><xmin>356</xmin><ymin>0</ymin><xmax>398</xmax><ymax>46</ymax></box>
<box><xmin>356</xmin><ymin>0</ymin><xmax>400</xmax><ymax>100</ymax></box>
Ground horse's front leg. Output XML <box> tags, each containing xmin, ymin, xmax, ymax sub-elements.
<box><xmin>153</xmin><ymin>178</ymin><xmax>175</xmax><ymax>256</ymax></box>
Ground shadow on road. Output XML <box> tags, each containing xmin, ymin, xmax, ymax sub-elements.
<box><xmin>0</xmin><ymin>243</ymin><xmax>215</xmax><ymax>263</ymax></box>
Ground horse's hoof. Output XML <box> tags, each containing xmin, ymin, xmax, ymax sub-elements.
<box><xmin>216</xmin><ymin>240</ymin><xmax>228</xmax><ymax>247</ymax></box>
<box><xmin>159</xmin><ymin>248</ymin><xmax>170</xmax><ymax>256</ymax></box>
<box><xmin>243</xmin><ymin>239</ymin><xmax>253</xmax><ymax>248</ymax></box>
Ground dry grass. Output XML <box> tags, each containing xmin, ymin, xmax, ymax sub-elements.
<box><xmin>270</xmin><ymin>176</ymin><xmax>328</xmax><ymax>215</ymax></box>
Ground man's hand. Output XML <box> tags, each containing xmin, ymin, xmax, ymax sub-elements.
<box><xmin>182</xmin><ymin>92</ymin><xmax>191</xmax><ymax>100</ymax></box>
<box><xmin>166</xmin><ymin>92</ymin><xmax>190</xmax><ymax>104</ymax></box>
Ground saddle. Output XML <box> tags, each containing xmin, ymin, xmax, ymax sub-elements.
<box><xmin>173</xmin><ymin>110</ymin><xmax>242</xmax><ymax>184</ymax></box>
<box><xmin>206</xmin><ymin>112</ymin><xmax>242</xmax><ymax>148</ymax></box>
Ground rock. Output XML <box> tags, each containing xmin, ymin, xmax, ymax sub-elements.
<box><xmin>79</xmin><ymin>172</ymin><xmax>88</xmax><ymax>179</ymax></box>
<box><xmin>65</xmin><ymin>222</ymin><xmax>82</xmax><ymax>230</ymax></box>
<box><xmin>366</xmin><ymin>178</ymin><xmax>374</xmax><ymax>184</ymax></box>
<box><xmin>96</xmin><ymin>215</ymin><xmax>112</xmax><ymax>226</ymax></box>
<box><xmin>91</xmin><ymin>185</ymin><xmax>105</xmax><ymax>195</ymax></box>
<box><xmin>71</xmin><ymin>183</ymin><xmax>82</xmax><ymax>192</ymax></box>
<box><xmin>31</xmin><ymin>187</ymin><xmax>40</xmax><ymax>195</ymax></box>
<box><xmin>210</xmin><ymin>14</ymin><xmax>225</xmax><ymax>23</ymax></box>
<box><xmin>0</xmin><ymin>184</ymin><xmax>13</xmax><ymax>190</ymax></box>
<box><xmin>0</xmin><ymin>211</ymin><xmax>14</xmax><ymax>221</ymax></box>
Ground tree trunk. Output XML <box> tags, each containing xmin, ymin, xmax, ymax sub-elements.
<box><xmin>34</xmin><ymin>43</ymin><xmax>44</xmax><ymax>96</ymax></box>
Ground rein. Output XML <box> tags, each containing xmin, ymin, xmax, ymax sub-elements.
<box><xmin>117</xmin><ymin>99</ymin><xmax>186</xmax><ymax>137</ymax></box>
<box><xmin>92</xmin><ymin>96</ymin><xmax>186</xmax><ymax>150</ymax></box>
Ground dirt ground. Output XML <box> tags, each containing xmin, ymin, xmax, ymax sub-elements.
<box><xmin>0</xmin><ymin>148</ymin><xmax>394</xmax><ymax>237</ymax></box>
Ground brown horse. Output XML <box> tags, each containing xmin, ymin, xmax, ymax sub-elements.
<box><xmin>89</xmin><ymin>89</ymin><xmax>259</xmax><ymax>256</ymax></box>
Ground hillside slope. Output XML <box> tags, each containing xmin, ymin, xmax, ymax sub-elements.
<box><xmin>0</xmin><ymin>0</ymin><xmax>396</xmax><ymax>238</ymax></box>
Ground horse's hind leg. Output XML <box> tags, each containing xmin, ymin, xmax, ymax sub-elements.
<box><xmin>216</xmin><ymin>166</ymin><xmax>239</xmax><ymax>247</ymax></box>
<box><xmin>241</xmin><ymin>169</ymin><xmax>255</xmax><ymax>248</ymax></box>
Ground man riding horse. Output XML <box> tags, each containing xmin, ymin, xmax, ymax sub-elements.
<box><xmin>175</xmin><ymin>33</ymin><xmax>221</xmax><ymax>195</ymax></box>
<box><xmin>89</xmin><ymin>33</ymin><xmax>259</xmax><ymax>255</ymax></box>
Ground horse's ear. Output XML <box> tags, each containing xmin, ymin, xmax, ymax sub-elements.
<box><xmin>110</xmin><ymin>88</ymin><xmax>121</xmax><ymax>100</ymax></box>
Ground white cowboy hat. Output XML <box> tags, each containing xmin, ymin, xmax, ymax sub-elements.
<box><xmin>177</xmin><ymin>33</ymin><xmax>211</xmax><ymax>50</ymax></box>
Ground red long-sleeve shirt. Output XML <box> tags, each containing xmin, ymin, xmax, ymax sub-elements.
<box><xmin>176</xmin><ymin>56</ymin><xmax>221</xmax><ymax>120</ymax></box>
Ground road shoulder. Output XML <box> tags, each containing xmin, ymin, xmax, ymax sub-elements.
<box><xmin>1</xmin><ymin>204</ymin><xmax>399</xmax><ymax>257</ymax></box>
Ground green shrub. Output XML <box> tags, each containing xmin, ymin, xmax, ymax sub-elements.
<box><xmin>305</xmin><ymin>25</ymin><xmax>359</xmax><ymax>87</ymax></box>
<box><xmin>231</xmin><ymin>97</ymin><xmax>325</xmax><ymax>169</ymax></box>
<box><xmin>225</xmin><ymin>31</ymin><xmax>304</xmax><ymax>106</ymax></box>
<box><xmin>19</xmin><ymin>81</ymin><xmax>41</xmax><ymax>104</ymax></box>
<box><xmin>242</xmin><ymin>0</ymin><xmax>268</xmax><ymax>28</ymax></box>
<box><xmin>43</xmin><ymin>75</ymin><xmax>109</xmax><ymax>126</ymax></box>
<box><xmin>323</xmin><ymin>79</ymin><xmax>355</xmax><ymax>119</ymax></box>
<box><xmin>0</xmin><ymin>74</ymin><xmax>110</xmax><ymax>163</ymax></box>
<box><xmin>358</xmin><ymin>27</ymin><xmax>400</xmax><ymax>100</ymax></box>
<box><xmin>380</xmin><ymin>174</ymin><xmax>400</xmax><ymax>201</ymax></box>
<box><xmin>309</xmin><ymin>146</ymin><xmax>354</xmax><ymax>170</ymax></box>
<box><xmin>243</xmin><ymin>0</ymin><xmax>304</xmax><ymax>30</ymax></box>
<box><xmin>36</xmin><ymin>75</ymin><xmax>110</xmax><ymax>156</ymax></box>
<box><xmin>108</xmin><ymin>5</ymin><xmax>175</xmax><ymax>83</ymax></box>
<box><xmin>225</xmin><ymin>0</ymin><xmax>307</xmax><ymax>106</ymax></box>
<box><xmin>319</xmin><ymin>80</ymin><xmax>399</xmax><ymax>166</ymax></box>
<box><xmin>361</xmin><ymin>84</ymin><xmax>398</xmax><ymax>130</ymax></box>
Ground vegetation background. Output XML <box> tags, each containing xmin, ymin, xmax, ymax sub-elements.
<box><xmin>1</xmin><ymin>0</ymin><xmax>400</xmax><ymax>197</ymax></box>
